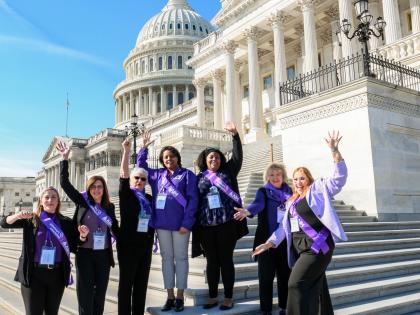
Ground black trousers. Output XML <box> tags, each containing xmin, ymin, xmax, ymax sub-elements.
<box><xmin>287</xmin><ymin>234</ymin><xmax>334</xmax><ymax>315</ymax></box>
<box><xmin>200</xmin><ymin>220</ymin><xmax>237</xmax><ymax>299</ymax></box>
<box><xmin>117</xmin><ymin>241</ymin><xmax>153</xmax><ymax>315</ymax></box>
<box><xmin>21</xmin><ymin>267</ymin><xmax>65</xmax><ymax>315</ymax></box>
<box><xmin>76</xmin><ymin>248</ymin><xmax>111</xmax><ymax>315</ymax></box>
<box><xmin>258</xmin><ymin>241</ymin><xmax>290</xmax><ymax>312</ymax></box>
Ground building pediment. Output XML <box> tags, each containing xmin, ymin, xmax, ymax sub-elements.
<box><xmin>42</xmin><ymin>137</ymin><xmax>61</xmax><ymax>163</ymax></box>
<box><xmin>212</xmin><ymin>0</ymin><xmax>257</xmax><ymax>27</ymax></box>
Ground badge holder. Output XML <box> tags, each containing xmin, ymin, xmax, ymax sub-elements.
<box><xmin>207</xmin><ymin>186</ymin><xmax>222</xmax><ymax>209</ymax></box>
<box><xmin>137</xmin><ymin>210</ymin><xmax>151</xmax><ymax>233</ymax></box>
<box><xmin>93</xmin><ymin>229</ymin><xmax>106</xmax><ymax>250</ymax></box>
<box><xmin>40</xmin><ymin>239</ymin><xmax>56</xmax><ymax>269</ymax></box>
<box><xmin>156</xmin><ymin>188</ymin><xmax>167</xmax><ymax>210</ymax></box>
<box><xmin>290</xmin><ymin>217</ymin><xmax>300</xmax><ymax>233</ymax></box>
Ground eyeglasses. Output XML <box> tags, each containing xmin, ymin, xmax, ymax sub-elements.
<box><xmin>134</xmin><ymin>176</ymin><xmax>147</xmax><ymax>182</ymax></box>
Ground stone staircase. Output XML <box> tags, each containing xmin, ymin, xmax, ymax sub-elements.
<box><xmin>1</xmin><ymin>137</ymin><xmax>420</xmax><ymax>314</ymax></box>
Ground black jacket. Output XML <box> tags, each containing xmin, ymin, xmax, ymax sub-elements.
<box><xmin>60</xmin><ymin>160</ymin><xmax>119</xmax><ymax>267</ymax></box>
<box><xmin>0</xmin><ymin>214</ymin><xmax>78</xmax><ymax>288</ymax></box>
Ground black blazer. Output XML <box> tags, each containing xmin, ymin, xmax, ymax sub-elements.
<box><xmin>60</xmin><ymin>160</ymin><xmax>119</xmax><ymax>267</ymax></box>
<box><xmin>0</xmin><ymin>215</ymin><xmax>78</xmax><ymax>288</ymax></box>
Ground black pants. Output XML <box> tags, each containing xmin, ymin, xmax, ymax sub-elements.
<box><xmin>117</xmin><ymin>241</ymin><xmax>153</xmax><ymax>315</ymax></box>
<box><xmin>21</xmin><ymin>266</ymin><xmax>65</xmax><ymax>315</ymax></box>
<box><xmin>258</xmin><ymin>241</ymin><xmax>290</xmax><ymax>312</ymax></box>
<box><xmin>287</xmin><ymin>234</ymin><xmax>334</xmax><ymax>315</ymax></box>
<box><xmin>76</xmin><ymin>248</ymin><xmax>111</xmax><ymax>315</ymax></box>
<box><xmin>200</xmin><ymin>220</ymin><xmax>237</xmax><ymax>299</ymax></box>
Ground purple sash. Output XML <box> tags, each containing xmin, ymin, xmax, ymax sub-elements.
<box><xmin>81</xmin><ymin>192</ymin><xmax>117</xmax><ymax>241</ymax></box>
<box><xmin>39</xmin><ymin>211</ymin><xmax>74</xmax><ymax>285</ymax></box>
<box><xmin>159</xmin><ymin>170</ymin><xmax>187</xmax><ymax>208</ymax></box>
<box><xmin>264</xmin><ymin>182</ymin><xmax>292</xmax><ymax>203</ymax></box>
<box><xmin>289</xmin><ymin>198</ymin><xmax>330</xmax><ymax>255</ymax></box>
<box><xmin>203</xmin><ymin>170</ymin><xmax>242</xmax><ymax>206</ymax></box>
<box><xmin>130</xmin><ymin>188</ymin><xmax>151</xmax><ymax>215</ymax></box>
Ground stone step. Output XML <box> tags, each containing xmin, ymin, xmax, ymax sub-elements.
<box><xmin>346</xmin><ymin>229</ymin><xmax>420</xmax><ymax>241</ymax></box>
<box><xmin>342</xmin><ymin>221</ymin><xmax>420</xmax><ymax>232</ymax></box>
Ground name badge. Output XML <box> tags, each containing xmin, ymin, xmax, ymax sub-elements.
<box><xmin>207</xmin><ymin>186</ymin><xmax>222</xmax><ymax>209</ymax></box>
<box><xmin>156</xmin><ymin>194</ymin><xmax>167</xmax><ymax>210</ymax></box>
<box><xmin>290</xmin><ymin>217</ymin><xmax>300</xmax><ymax>233</ymax></box>
<box><xmin>40</xmin><ymin>246</ymin><xmax>56</xmax><ymax>265</ymax></box>
<box><xmin>93</xmin><ymin>232</ymin><xmax>106</xmax><ymax>250</ymax></box>
<box><xmin>137</xmin><ymin>218</ymin><xmax>150</xmax><ymax>232</ymax></box>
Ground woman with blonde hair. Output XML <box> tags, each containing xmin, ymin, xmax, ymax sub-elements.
<box><xmin>0</xmin><ymin>187</ymin><xmax>88</xmax><ymax>315</ymax></box>
<box><xmin>234</xmin><ymin>163</ymin><xmax>292</xmax><ymax>315</ymax></box>
<box><xmin>253</xmin><ymin>131</ymin><xmax>347</xmax><ymax>315</ymax></box>
<box><xmin>57</xmin><ymin>141</ymin><xmax>119</xmax><ymax>315</ymax></box>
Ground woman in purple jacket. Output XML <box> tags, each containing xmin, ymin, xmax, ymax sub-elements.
<box><xmin>234</xmin><ymin>163</ymin><xmax>292</xmax><ymax>315</ymax></box>
<box><xmin>137</xmin><ymin>131</ymin><xmax>198</xmax><ymax>312</ymax></box>
<box><xmin>253</xmin><ymin>130</ymin><xmax>347</xmax><ymax>315</ymax></box>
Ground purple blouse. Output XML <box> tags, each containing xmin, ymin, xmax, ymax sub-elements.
<box><xmin>34</xmin><ymin>213</ymin><xmax>63</xmax><ymax>263</ymax></box>
<box><xmin>79</xmin><ymin>209</ymin><xmax>109</xmax><ymax>249</ymax></box>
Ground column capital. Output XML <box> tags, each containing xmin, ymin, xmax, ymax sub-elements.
<box><xmin>210</xmin><ymin>69</ymin><xmax>224</xmax><ymax>81</ymax></box>
<box><xmin>295</xmin><ymin>44</ymin><xmax>303</xmax><ymax>57</ymax></box>
<box><xmin>295</xmin><ymin>23</ymin><xmax>304</xmax><ymax>34</ymax></box>
<box><xmin>221</xmin><ymin>40</ymin><xmax>238</xmax><ymax>54</ymax></box>
<box><xmin>192</xmin><ymin>78</ymin><xmax>207</xmax><ymax>88</ymax></box>
<box><xmin>234</xmin><ymin>60</ymin><xmax>244</xmax><ymax>72</ymax></box>
<box><xmin>298</xmin><ymin>0</ymin><xmax>315</xmax><ymax>11</ymax></box>
<box><xmin>268</xmin><ymin>11</ymin><xmax>287</xmax><ymax>28</ymax></box>
<box><xmin>325</xmin><ymin>6</ymin><xmax>340</xmax><ymax>20</ymax></box>
<box><xmin>243</xmin><ymin>27</ymin><xmax>260</xmax><ymax>42</ymax></box>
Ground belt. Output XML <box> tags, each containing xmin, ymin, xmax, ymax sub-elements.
<box><xmin>34</xmin><ymin>263</ymin><xmax>62</xmax><ymax>270</ymax></box>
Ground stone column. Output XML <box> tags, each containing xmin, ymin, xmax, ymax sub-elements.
<box><xmin>244</xmin><ymin>27</ymin><xmax>264</xmax><ymax>139</ymax></box>
<box><xmin>338</xmin><ymin>0</ymin><xmax>355</xmax><ymax>57</ymax></box>
<box><xmin>211</xmin><ymin>70</ymin><xmax>223</xmax><ymax>130</ymax></box>
<box><xmin>326</xmin><ymin>7</ymin><xmax>342</xmax><ymax>61</ymax></box>
<box><xmin>75</xmin><ymin>163</ymin><xmax>80</xmax><ymax>191</ymax></box>
<box><xmin>299</xmin><ymin>0</ymin><xmax>318</xmax><ymax>72</ymax></box>
<box><xmin>173</xmin><ymin>85</ymin><xmax>177</xmax><ymax>107</ymax></box>
<box><xmin>138</xmin><ymin>89</ymin><xmax>143</xmax><ymax>116</ymax></box>
<box><xmin>382</xmin><ymin>0</ymin><xmax>402</xmax><ymax>44</ymax></box>
<box><xmin>193</xmin><ymin>78</ymin><xmax>207</xmax><ymax>128</ymax></box>
<box><xmin>234</xmin><ymin>61</ymin><xmax>244</xmax><ymax>137</ymax></box>
<box><xmin>129</xmin><ymin>91</ymin><xmax>134</xmax><ymax>119</ymax></box>
<box><xmin>222</xmin><ymin>40</ymin><xmax>237</xmax><ymax>124</ymax></box>
<box><xmin>152</xmin><ymin>90</ymin><xmax>158</xmax><ymax>116</ymax></box>
<box><xmin>161</xmin><ymin>86</ymin><xmax>167</xmax><ymax>112</ymax></box>
<box><xmin>185</xmin><ymin>85</ymin><xmax>190</xmax><ymax>101</ymax></box>
<box><xmin>410</xmin><ymin>0</ymin><xmax>420</xmax><ymax>33</ymax></box>
<box><xmin>269</xmin><ymin>11</ymin><xmax>287</xmax><ymax>107</ymax></box>
<box><xmin>368</xmin><ymin>0</ymin><xmax>382</xmax><ymax>50</ymax></box>
<box><xmin>148</xmin><ymin>87</ymin><xmax>153</xmax><ymax>114</ymax></box>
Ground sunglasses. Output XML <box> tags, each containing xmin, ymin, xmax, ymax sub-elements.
<box><xmin>134</xmin><ymin>176</ymin><xmax>147</xmax><ymax>182</ymax></box>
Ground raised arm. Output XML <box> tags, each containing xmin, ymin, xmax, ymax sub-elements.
<box><xmin>225</xmin><ymin>122</ymin><xmax>243</xmax><ymax>176</ymax></box>
<box><xmin>120</xmin><ymin>138</ymin><xmax>131</xmax><ymax>179</ymax></box>
<box><xmin>1</xmin><ymin>211</ymin><xmax>33</xmax><ymax>228</ymax></box>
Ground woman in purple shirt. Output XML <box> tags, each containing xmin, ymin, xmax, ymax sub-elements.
<box><xmin>0</xmin><ymin>187</ymin><xmax>88</xmax><ymax>315</ymax></box>
<box><xmin>137</xmin><ymin>131</ymin><xmax>198</xmax><ymax>312</ymax></box>
<box><xmin>234</xmin><ymin>163</ymin><xmax>292</xmax><ymax>315</ymax></box>
<box><xmin>253</xmin><ymin>131</ymin><xmax>347</xmax><ymax>315</ymax></box>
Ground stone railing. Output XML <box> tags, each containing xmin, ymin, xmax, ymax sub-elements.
<box><xmin>376</xmin><ymin>33</ymin><xmax>420</xmax><ymax>62</ymax></box>
<box><xmin>87</xmin><ymin>128</ymin><xmax>126</xmax><ymax>145</ymax></box>
<box><xmin>160</xmin><ymin>125</ymin><xmax>232</xmax><ymax>146</ymax></box>
<box><xmin>193</xmin><ymin>30</ymin><xmax>222</xmax><ymax>55</ymax></box>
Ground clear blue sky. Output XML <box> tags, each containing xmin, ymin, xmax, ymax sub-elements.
<box><xmin>0</xmin><ymin>0</ymin><xmax>220</xmax><ymax>177</ymax></box>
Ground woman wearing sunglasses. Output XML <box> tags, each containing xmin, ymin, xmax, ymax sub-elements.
<box><xmin>117</xmin><ymin>138</ymin><xmax>154</xmax><ymax>315</ymax></box>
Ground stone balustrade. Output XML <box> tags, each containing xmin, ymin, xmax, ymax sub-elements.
<box><xmin>160</xmin><ymin>125</ymin><xmax>232</xmax><ymax>146</ymax></box>
<box><xmin>376</xmin><ymin>33</ymin><xmax>420</xmax><ymax>62</ymax></box>
<box><xmin>87</xmin><ymin>128</ymin><xmax>126</xmax><ymax>145</ymax></box>
<box><xmin>193</xmin><ymin>30</ymin><xmax>222</xmax><ymax>55</ymax></box>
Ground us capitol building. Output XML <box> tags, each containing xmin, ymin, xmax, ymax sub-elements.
<box><xmin>36</xmin><ymin>0</ymin><xmax>420</xmax><ymax>221</ymax></box>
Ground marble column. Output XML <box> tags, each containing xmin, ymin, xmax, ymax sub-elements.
<box><xmin>338</xmin><ymin>0</ymin><xmax>355</xmax><ymax>57</ymax></box>
<box><xmin>129</xmin><ymin>91</ymin><xmax>134</xmax><ymax>119</ymax></box>
<box><xmin>299</xmin><ymin>0</ymin><xmax>318</xmax><ymax>72</ymax></box>
<box><xmin>193</xmin><ymin>78</ymin><xmax>207</xmax><ymax>128</ymax></box>
<box><xmin>244</xmin><ymin>28</ymin><xmax>264</xmax><ymax>135</ymax></box>
<box><xmin>234</xmin><ymin>61</ymin><xmax>244</xmax><ymax>137</ymax></box>
<box><xmin>326</xmin><ymin>7</ymin><xmax>342</xmax><ymax>61</ymax></box>
<box><xmin>173</xmin><ymin>85</ymin><xmax>177</xmax><ymax>107</ymax></box>
<box><xmin>148</xmin><ymin>87</ymin><xmax>153</xmax><ymax>114</ymax></box>
<box><xmin>369</xmin><ymin>0</ymin><xmax>382</xmax><ymax>50</ymax></box>
<box><xmin>211</xmin><ymin>70</ymin><xmax>223</xmax><ymax>130</ymax></box>
<box><xmin>382</xmin><ymin>0</ymin><xmax>402</xmax><ymax>44</ymax></box>
<box><xmin>223</xmin><ymin>40</ymin><xmax>237</xmax><ymax>123</ymax></box>
<box><xmin>75</xmin><ymin>163</ymin><xmax>80</xmax><ymax>191</ymax></box>
<box><xmin>269</xmin><ymin>11</ymin><xmax>287</xmax><ymax>107</ymax></box>
<box><xmin>410</xmin><ymin>0</ymin><xmax>420</xmax><ymax>33</ymax></box>
<box><xmin>114</xmin><ymin>101</ymin><xmax>118</xmax><ymax>124</ymax></box>
<box><xmin>152</xmin><ymin>90</ymin><xmax>158</xmax><ymax>116</ymax></box>
<box><xmin>185</xmin><ymin>85</ymin><xmax>190</xmax><ymax>101</ymax></box>
<box><xmin>161</xmin><ymin>86</ymin><xmax>167</xmax><ymax>112</ymax></box>
<box><xmin>122</xmin><ymin>94</ymin><xmax>128</xmax><ymax>121</ymax></box>
<box><xmin>138</xmin><ymin>89</ymin><xmax>143</xmax><ymax>116</ymax></box>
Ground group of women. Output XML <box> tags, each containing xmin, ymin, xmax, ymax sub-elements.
<box><xmin>0</xmin><ymin>123</ymin><xmax>347</xmax><ymax>315</ymax></box>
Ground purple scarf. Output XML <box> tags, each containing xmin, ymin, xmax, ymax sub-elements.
<box><xmin>130</xmin><ymin>188</ymin><xmax>151</xmax><ymax>215</ymax></box>
<box><xmin>39</xmin><ymin>211</ymin><xmax>74</xmax><ymax>285</ymax></box>
<box><xmin>264</xmin><ymin>182</ymin><xmax>292</xmax><ymax>203</ymax></box>
<box><xmin>203</xmin><ymin>170</ymin><xmax>242</xmax><ymax>206</ymax></box>
<box><xmin>159</xmin><ymin>170</ymin><xmax>187</xmax><ymax>208</ymax></box>
<box><xmin>81</xmin><ymin>192</ymin><xmax>117</xmax><ymax>241</ymax></box>
<box><xmin>289</xmin><ymin>198</ymin><xmax>330</xmax><ymax>255</ymax></box>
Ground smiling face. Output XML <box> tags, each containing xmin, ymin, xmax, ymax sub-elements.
<box><xmin>268</xmin><ymin>169</ymin><xmax>284</xmax><ymax>188</ymax></box>
<box><xmin>162</xmin><ymin>150</ymin><xmax>179</xmax><ymax>171</ymax></box>
<box><xmin>293</xmin><ymin>170</ymin><xmax>310</xmax><ymax>196</ymax></box>
<box><xmin>41</xmin><ymin>190</ymin><xmax>59</xmax><ymax>214</ymax></box>
<box><xmin>130</xmin><ymin>170</ymin><xmax>147</xmax><ymax>190</ymax></box>
<box><xmin>206</xmin><ymin>151</ymin><xmax>221</xmax><ymax>172</ymax></box>
<box><xmin>89</xmin><ymin>180</ymin><xmax>104</xmax><ymax>204</ymax></box>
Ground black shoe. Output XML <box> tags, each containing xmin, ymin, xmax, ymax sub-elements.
<box><xmin>161</xmin><ymin>299</ymin><xmax>175</xmax><ymax>312</ymax></box>
<box><xmin>219</xmin><ymin>303</ymin><xmax>234</xmax><ymax>311</ymax></box>
<box><xmin>174</xmin><ymin>299</ymin><xmax>184</xmax><ymax>312</ymax></box>
<box><xmin>203</xmin><ymin>302</ymin><xmax>218</xmax><ymax>309</ymax></box>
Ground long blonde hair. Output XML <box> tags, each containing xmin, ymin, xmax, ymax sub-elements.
<box><xmin>33</xmin><ymin>186</ymin><xmax>61</xmax><ymax>227</ymax></box>
<box><xmin>289</xmin><ymin>167</ymin><xmax>314</xmax><ymax>202</ymax></box>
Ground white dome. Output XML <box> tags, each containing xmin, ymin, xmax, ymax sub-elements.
<box><xmin>136</xmin><ymin>0</ymin><xmax>214</xmax><ymax>46</ymax></box>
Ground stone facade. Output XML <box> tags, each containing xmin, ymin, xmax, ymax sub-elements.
<box><xmin>0</xmin><ymin>177</ymin><xmax>36</xmax><ymax>215</ymax></box>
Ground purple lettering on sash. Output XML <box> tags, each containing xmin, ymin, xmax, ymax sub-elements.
<box><xmin>289</xmin><ymin>198</ymin><xmax>330</xmax><ymax>255</ymax></box>
<box><xmin>81</xmin><ymin>192</ymin><xmax>117</xmax><ymax>242</ymax></box>
<box><xmin>203</xmin><ymin>170</ymin><xmax>242</xmax><ymax>206</ymax></box>
<box><xmin>159</xmin><ymin>170</ymin><xmax>187</xmax><ymax>208</ymax></box>
<box><xmin>130</xmin><ymin>188</ymin><xmax>151</xmax><ymax>215</ymax></box>
<box><xmin>39</xmin><ymin>211</ymin><xmax>74</xmax><ymax>285</ymax></box>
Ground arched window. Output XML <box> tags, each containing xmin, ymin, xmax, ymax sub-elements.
<box><xmin>167</xmin><ymin>93</ymin><xmax>173</xmax><ymax>109</ymax></box>
<box><xmin>178</xmin><ymin>92</ymin><xmax>184</xmax><ymax>105</ymax></box>
<box><xmin>177</xmin><ymin>23</ymin><xmax>181</xmax><ymax>29</ymax></box>
<box><xmin>149</xmin><ymin>58</ymin><xmax>154</xmax><ymax>72</ymax></box>
<box><xmin>187</xmin><ymin>56</ymin><xmax>192</xmax><ymax>69</ymax></box>
<box><xmin>169</xmin><ymin>23</ymin><xmax>173</xmax><ymax>29</ymax></box>
<box><xmin>199</xmin><ymin>26</ymin><xmax>203</xmax><ymax>32</ymax></box>
<box><xmin>185</xmin><ymin>24</ymin><xmax>189</xmax><ymax>30</ymax></box>
<box><xmin>206</xmin><ymin>29</ymin><xmax>209</xmax><ymax>34</ymax></box>
<box><xmin>177</xmin><ymin>56</ymin><xmax>183</xmax><ymax>69</ymax></box>
<box><xmin>188</xmin><ymin>92</ymin><xmax>194</xmax><ymax>100</ymax></box>
<box><xmin>168</xmin><ymin>56</ymin><xmax>173</xmax><ymax>70</ymax></box>
<box><xmin>161</xmin><ymin>24</ymin><xmax>166</xmax><ymax>30</ymax></box>
<box><xmin>158</xmin><ymin>57</ymin><xmax>163</xmax><ymax>70</ymax></box>
<box><xmin>193</xmin><ymin>25</ymin><xmax>196</xmax><ymax>30</ymax></box>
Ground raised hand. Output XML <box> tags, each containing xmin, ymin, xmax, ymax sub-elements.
<box><xmin>325</xmin><ymin>130</ymin><xmax>342</xmax><ymax>151</ymax></box>
<box><xmin>78</xmin><ymin>225</ymin><xmax>90</xmax><ymax>239</ymax></box>
<box><xmin>17</xmin><ymin>211</ymin><xmax>33</xmax><ymax>220</ymax></box>
<box><xmin>142</xmin><ymin>130</ymin><xmax>154</xmax><ymax>148</ymax></box>
<box><xmin>122</xmin><ymin>138</ymin><xmax>131</xmax><ymax>152</ymax></box>
<box><xmin>224</xmin><ymin>121</ymin><xmax>237</xmax><ymax>135</ymax></box>
<box><xmin>56</xmin><ymin>141</ymin><xmax>70</xmax><ymax>160</ymax></box>
<box><xmin>251</xmin><ymin>242</ymin><xmax>274</xmax><ymax>258</ymax></box>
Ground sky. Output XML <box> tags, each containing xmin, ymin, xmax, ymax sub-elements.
<box><xmin>0</xmin><ymin>0</ymin><xmax>220</xmax><ymax>177</ymax></box>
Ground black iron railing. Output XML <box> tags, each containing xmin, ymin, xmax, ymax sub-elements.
<box><xmin>279</xmin><ymin>52</ymin><xmax>420</xmax><ymax>105</ymax></box>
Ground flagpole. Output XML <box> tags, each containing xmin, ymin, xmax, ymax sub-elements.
<box><xmin>65</xmin><ymin>93</ymin><xmax>69</xmax><ymax>137</ymax></box>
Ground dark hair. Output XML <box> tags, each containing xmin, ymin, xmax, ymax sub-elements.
<box><xmin>197</xmin><ymin>147</ymin><xmax>227</xmax><ymax>172</ymax></box>
<box><xmin>85</xmin><ymin>176</ymin><xmax>111</xmax><ymax>209</ymax></box>
<box><xmin>159</xmin><ymin>146</ymin><xmax>182</xmax><ymax>168</ymax></box>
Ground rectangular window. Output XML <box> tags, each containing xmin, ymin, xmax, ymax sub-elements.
<box><xmin>318</xmin><ymin>52</ymin><xmax>322</xmax><ymax>67</ymax></box>
<box><xmin>243</xmin><ymin>85</ymin><xmax>249</xmax><ymax>98</ymax></box>
<box><xmin>159</xmin><ymin>57</ymin><xmax>163</xmax><ymax>70</ymax></box>
<box><xmin>287</xmin><ymin>66</ymin><xmax>295</xmax><ymax>80</ymax></box>
<box><xmin>263</xmin><ymin>75</ymin><xmax>273</xmax><ymax>89</ymax></box>
<box><xmin>26</xmin><ymin>192</ymin><xmax>30</xmax><ymax>197</ymax></box>
<box><xmin>15</xmin><ymin>192</ymin><xmax>19</xmax><ymax>196</ymax></box>
<box><xmin>178</xmin><ymin>56</ymin><xmax>183</xmax><ymax>69</ymax></box>
<box><xmin>407</xmin><ymin>12</ymin><xmax>413</xmax><ymax>32</ymax></box>
<box><xmin>168</xmin><ymin>56</ymin><xmax>173</xmax><ymax>70</ymax></box>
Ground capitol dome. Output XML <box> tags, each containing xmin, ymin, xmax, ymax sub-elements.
<box><xmin>113</xmin><ymin>0</ymin><xmax>214</xmax><ymax>129</ymax></box>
